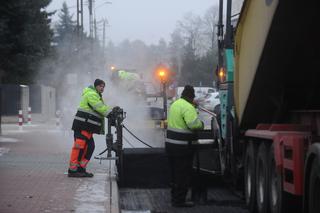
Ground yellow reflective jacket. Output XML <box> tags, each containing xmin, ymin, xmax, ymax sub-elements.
<box><xmin>118</xmin><ymin>70</ymin><xmax>139</xmax><ymax>81</ymax></box>
<box><xmin>166</xmin><ymin>98</ymin><xmax>203</xmax><ymax>145</ymax></box>
<box><xmin>72</xmin><ymin>86</ymin><xmax>112</xmax><ymax>134</ymax></box>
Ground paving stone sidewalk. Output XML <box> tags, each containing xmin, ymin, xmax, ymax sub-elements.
<box><xmin>0</xmin><ymin>124</ymin><xmax>115</xmax><ymax>213</ymax></box>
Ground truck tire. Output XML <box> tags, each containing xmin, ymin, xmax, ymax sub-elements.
<box><xmin>268</xmin><ymin>143</ymin><xmax>284</xmax><ymax>213</ymax></box>
<box><xmin>256</xmin><ymin>143</ymin><xmax>270</xmax><ymax>213</ymax></box>
<box><xmin>308</xmin><ymin>157</ymin><xmax>320</xmax><ymax>213</ymax></box>
<box><xmin>244</xmin><ymin>141</ymin><xmax>257</xmax><ymax>212</ymax></box>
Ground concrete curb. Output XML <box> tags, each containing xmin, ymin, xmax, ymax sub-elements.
<box><xmin>106</xmin><ymin>161</ymin><xmax>120</xmax><ymax>213</ymax></box>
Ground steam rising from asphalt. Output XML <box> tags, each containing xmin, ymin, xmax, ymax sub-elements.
<box><xmin>37</xmin><ymin>40</ymin><xmax>165</xmax><ymax>149</ymax></box>
<box><xmin>106</xmin><ymin>82</ymin><xmax>165</xmax><ymax>148</ymax></box>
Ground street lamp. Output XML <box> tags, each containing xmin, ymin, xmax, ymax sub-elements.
<box><xmin>155</xmin><ymin>66</ymin><xmax>170</xmax><ymax>120</ymax></box>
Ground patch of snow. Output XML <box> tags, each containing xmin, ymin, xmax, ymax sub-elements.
<box><xmin>74</xmin><ymin>173</ymin><xmax>108</xmax><ymax>213</ymax></box>
<box><xmin>0</xmin><ymin>137</ymin><xmax>19</xmax><ymax>143</ymax></box>
<box><xmin>0</xmin><ymin>147</ymin><xmax>10</xmax><ymax>156</ymax></box>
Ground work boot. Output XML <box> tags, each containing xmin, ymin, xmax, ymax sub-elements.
<box><xmin>172</xmin><ymin>201</ymin><xmax>195</xmax><ymax>208</ymax></box>
<box><xmin>78</xmin><ymin>167</ymin><xmax>94</xmax><ymax>177</ymax></box>
<box><xmin>67</xmin><ymin>169</ymin><xmax>86</xmax><ymax>178</ymax></box>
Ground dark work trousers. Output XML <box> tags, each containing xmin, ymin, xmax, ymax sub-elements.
<box><xmin>165</xmin><ymin>142</ymin><xmax>194</xmax><ymax>204</ymax></box>
<box><xmin>191</xmin><ymin>148</ymin><xmax>208</xmax><ymax>203</ymax></box>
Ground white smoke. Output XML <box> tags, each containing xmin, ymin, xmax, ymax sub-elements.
<box><xmin>37</xmin><ymin>38</ymin><xmax>165</xmax><ymax>149</ymax></box>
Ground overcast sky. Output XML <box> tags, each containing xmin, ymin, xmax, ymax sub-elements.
<box><xmin>46</xmin><ymin>0</ymin><xmax>219</xmax><ymax>45</ymax></box>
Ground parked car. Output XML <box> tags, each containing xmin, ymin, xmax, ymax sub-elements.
<box><xmin>200</xmin><ymin>92</ymin><xmax>220</xmax><ymax>112</ymax></box>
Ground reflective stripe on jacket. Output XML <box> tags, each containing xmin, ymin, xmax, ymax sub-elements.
<box><xmin>165</xmin><ymin>98</ymin><xmax>203</xmax><ymax>145</ymax></box>
<box><xmin>72</xmin><ymin>85</ymin><xmax>112</xmax><ymax>134</ymax></box>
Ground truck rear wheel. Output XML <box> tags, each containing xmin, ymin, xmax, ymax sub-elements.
<box><xmin>256</xmin><ymin>143</ymin><xmax>270</xmax><ymax>213</ymax></box>
<box><xmin>308</xmin><ymin>157</ymin><xmax>320</xmax><ymax>213</ymax></box>
<box><xmin>268</xmin><ymin>143</ymin><xmax>284</xmax><ymax>213</ymax></box>
<box><xmin>244</xmin><ymin>141</ymin><xmax>257</xmax><ymax>212</ymax></box>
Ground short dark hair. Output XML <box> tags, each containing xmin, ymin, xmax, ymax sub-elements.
<box><xmin>181</xmin><ymin>85</ymin><xmax>195</xmax><ymax>99</ymax></box>
<box><xmin>94</xmin><ymin>79</ymin><xmax>105</xmax><ymax>87</ymax></box>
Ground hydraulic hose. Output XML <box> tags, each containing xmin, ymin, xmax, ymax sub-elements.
<box><xmin>123</xmin><ymin>124</ymin><xmax>153</xmax><ymax>148</ymax></box>
<box><xmin>198</xmin><ymin>105</ymin><xmax>217</xmax><ymax>117</ymax></box>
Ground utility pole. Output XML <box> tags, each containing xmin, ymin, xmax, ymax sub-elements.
<box><xmin>103</xmin><ymin>19</ymin><xmax>106</xmax><ymax>57</ymax></box>
<box><xmin>94</xmin><ymin>18</ymin><xmax>97</xmax><ymax>40</ymax></box>
<box><xmin>88</xmin><ymin>0</ymin><xmax>94</xmax><ymax>39</ymax></box>
<box><xmin>76</xmin><ymin>0</ymin><xmax>84</xmax><ymax>39</ymax></box>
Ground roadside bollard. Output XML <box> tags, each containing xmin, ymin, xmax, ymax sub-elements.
<box><xmin>18</xmin><ymin>110</ymin><xmax>23</xmax><ymax>131</ymax></box>
<box><xmin>28</xmin><ymin>107</ymin><xmax>32</xmax><ymax>125</ymax></box>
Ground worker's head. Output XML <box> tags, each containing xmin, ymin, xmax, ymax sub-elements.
<box><xmin>181</xmin><ymin>85</ymin><xmax>195</xmax><ymax>102</ymax></box>
<box><xmin>94</xmin><ymin>79</ymin><xmax>105</xmax><ymax>93</ymax></box>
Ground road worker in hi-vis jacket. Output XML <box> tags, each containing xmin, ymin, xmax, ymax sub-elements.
<box><xmin>68</xmin><ymin>79</ymin><xmax>119</xmax><ymax>177</ymax></box>
<box><xmin>165</xmin><ymin>85</ymin><xmax>204</xmax><ymax>207</ymax></box>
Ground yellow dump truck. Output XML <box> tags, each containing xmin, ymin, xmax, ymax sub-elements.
<box><xmin>217</xmin><ymin>0</ymin><xmax>320</xmax><ymax>212</ymax></box>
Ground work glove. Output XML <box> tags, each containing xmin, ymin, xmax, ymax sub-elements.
<box><xmin>106</xmin><ymin>106</ymin><xmax>121</xmax><ymax>118</ymax></box>
<box><xmin>106</xmin><ymin>111</ymin><xmax>114</xmax><ymax>118</ymax></box>
<box><xmin>112</xmin><ymin>106</ymin><xmax>121</xmax><ymax>113</ymax></box>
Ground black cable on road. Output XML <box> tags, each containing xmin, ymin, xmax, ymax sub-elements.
<box><xmin>123</xmin><ymin>124</ymin><xmax>153</xmax><ymax>148</ymax></box>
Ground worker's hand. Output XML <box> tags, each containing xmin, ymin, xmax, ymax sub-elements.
<box><xmin>193</xmin><ymin>100</ymin><xmax>199</xmax><ymax>108</ymax></box>
<box><xmin>106</xmin><ymin>111</ymin><xmax>114</xmax><ymax>118</ymax></box>
<box><xmin>107</xmin><ymin>106</ymin><xmax>120</xmax><ymax>118</ymax></box>
<box><xmin>112</xmin><ymin>106</ymin><xmax>121</xmax><ymax>112</ymax></box>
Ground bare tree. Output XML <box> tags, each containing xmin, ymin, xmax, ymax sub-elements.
<box><xmin>169</xmin><ymin>29</ymin><xmax>184</xmax><ymax>77</ymax></box>
<box><xmin>177</xmin><ymin>12</ymin><xmax>204</xmax><ymax>56</ymax></box>
<box><xmin>203</xmin><ymin>5</ymin><xmax>219</xmax><ymax>53</ymax></box>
